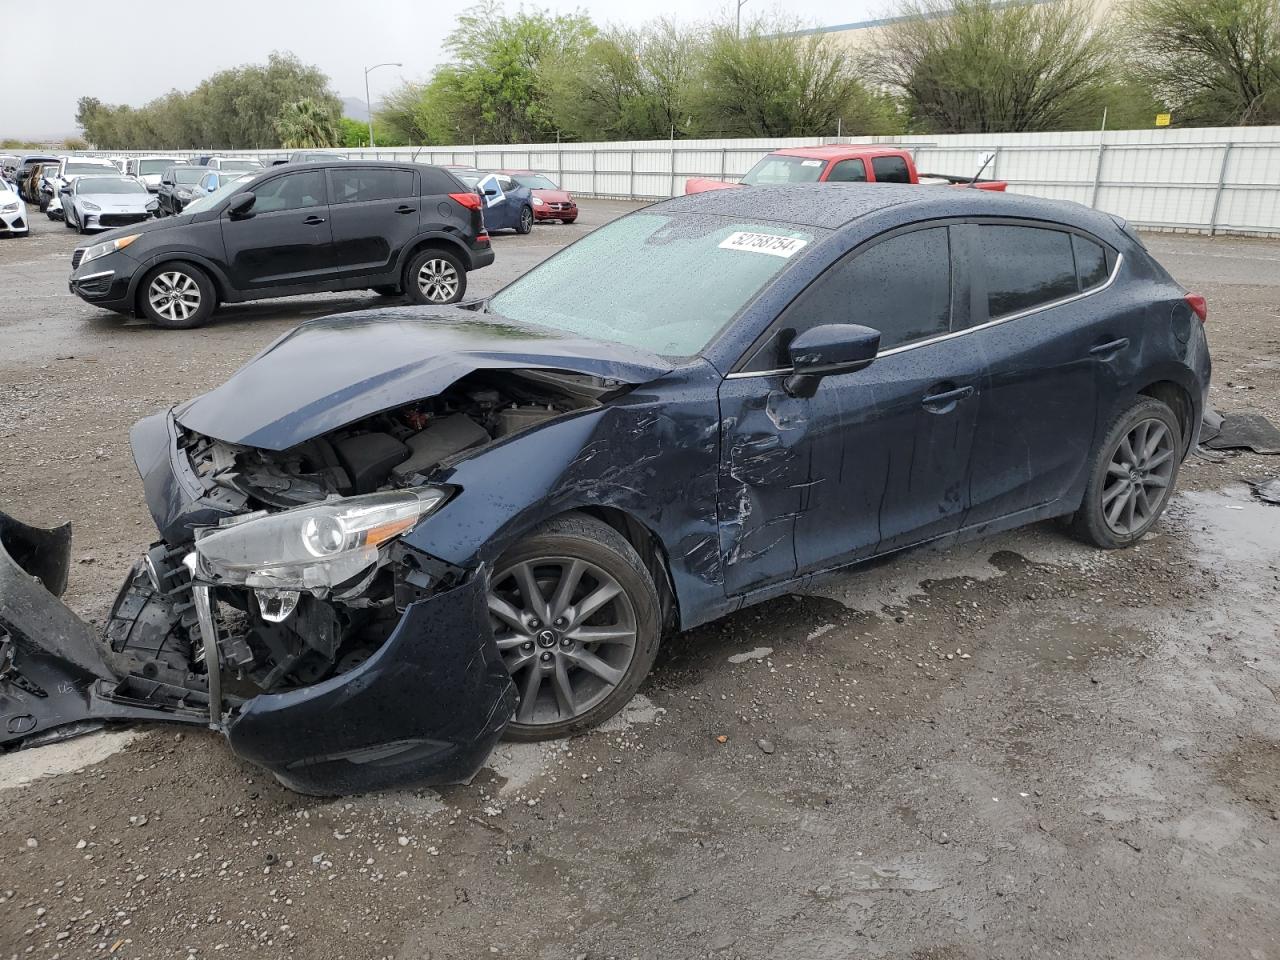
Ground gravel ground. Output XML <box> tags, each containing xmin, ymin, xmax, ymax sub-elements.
<box><xmin>0</xmin><ymin>205</ymin><xmax>1278</xmax><ymax>960</ymax></box>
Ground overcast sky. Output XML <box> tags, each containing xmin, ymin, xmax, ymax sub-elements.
<box><xmin>3</xmin><ymin>0</ymin><xmax>888</xmax><ymax>138</ymax></box>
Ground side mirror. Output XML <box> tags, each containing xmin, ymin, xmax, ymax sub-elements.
<box><xmin>784</xmin><ymin>323</ymin><xmax>881</xmax><ymax>399</ymax></box>
<box><xmin>226</xmin><ymin>192</ymin><xmax>255</xmax><ymax>217</ymax></box>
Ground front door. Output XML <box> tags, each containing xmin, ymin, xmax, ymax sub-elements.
<box><xmin>326</xmin><ymin>166</ymin><xmax>420</xmax><ymax>280</ymax></box>
<box><xmin>718</xmin><ymin>224</ymin><xmax>982</xmax><ymax>595</ymax></box>
<box><xmin>220</xmin><ymin>168</ymin><xmax>333</xmax><ymax>290</ymax></box>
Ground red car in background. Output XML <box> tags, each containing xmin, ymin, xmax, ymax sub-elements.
<box><xmin>685</xmin><ymin>145</ymin><xmax>1007</xmax><ymax>194</ymax></box>
<box><xmin>500</xmin><ymin>170</ymin><xmax>578</xmax><ymax>223</ymax></box>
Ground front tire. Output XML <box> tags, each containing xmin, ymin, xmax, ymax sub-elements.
<box><xmin>1071</xmin><ymin>397</ymin><xmax>1182</xmax><ymax>549</ymax></box>
<box><xmin>516</xmin><ymin>206</ymin><xmax>534</xmax><ymax>234</ymax></box>
<box><xmin>491</xmin><ymin>513</ymin><xmax>662</xmax><ymax>741</ymax></box>
<box><xmin>403</xmin><ymin>248</ymin><xmax>466</xmax><ymax>305</ymax></box>
<box><xmin>137</xmin><ymin>262</ymin><xmax>216</xmax><ymax>329</ymax></box>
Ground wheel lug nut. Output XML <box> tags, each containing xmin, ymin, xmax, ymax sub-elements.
<box><xmin>529</xmin><ymin>619</ymin><xmax>540</xmax><ymax>629</ymax></box>
<box><xmin>521</xmin><ymin>641</ymin><xmax>534</xmax><ymax>651</ymax></box>
<box><xmin>554</xmin><ymin>617</ymin><xmax>566</xmax><ymax>627</ymax></box>
<box><xmin>559</xmin><ymin>637</ymin><xmax>572</xmax><ymax>648</ymax></box>
<box><xmin>539</xmin><ymin>651</ymin><xmax>552</xmax><ymax>663</ymax></box>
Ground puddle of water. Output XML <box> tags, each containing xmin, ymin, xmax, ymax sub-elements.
<box><xmin>0</xmin><ymin>729</ymin><xmax>144</xmax><ymax>790</ymax></box>
<box><xmin>1176</xmin><ymin>484</ymin><xmax>1280</xmax><ymax>574</ymax></box>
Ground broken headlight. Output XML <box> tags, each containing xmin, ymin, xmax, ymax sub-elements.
<box><xmin>193</xmin><ymin>487</ymin><xmax>450</xmax><ymax>591</ymax></box>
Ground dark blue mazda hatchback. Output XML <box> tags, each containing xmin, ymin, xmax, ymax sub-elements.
<box><xmin>1</xmin><ymin>184</ymin><xmax>1210</xmax><ymax>794</ymax></box>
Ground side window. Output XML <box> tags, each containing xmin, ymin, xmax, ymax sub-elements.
<box><xmin>980</xmin><ymin>225</ymin><xmax>1078</xmax><ymax>318</ymax></box>
<box><xmin>871</xmin><ymin>156</ymin><xmax>911</xmax><ymax>184</ymax></box>
<box><xmin>1072</xmin><ymin>233</ymin><xmax>1111</xmax><ymax>290</ymax></box>
<box><xmin>328</xmin><ymin>167</ymin><xmax>414</xmax><ymax>204</ymax></box>
<box><xmin>827</xmin><ymin>159</ymin><xmax>867</xmax><ymax>183</ymax></box>
<box><xmin>420</xmin><ymin>167</ymin><xmax>462</xmax><ymax>196</ymax></box>
<box><xmin>744</xmin><ymin>227</ymin><xmax>953</xmax><ymax>370</ymax></box>
<box><xmin>251</xmin><ymin>170</ymin><xmax>326</xmax><ymax>212</ymax></box>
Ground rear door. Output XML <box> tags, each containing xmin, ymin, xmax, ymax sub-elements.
<box><xmin>326</xmin><ymin>166</ymin><xmax>420</xmax><ymax>281</ymax></box>
<box><xmin>220</xmin><ymin>168</ymin><xmax>334</xmax><ymax>290</ymax></box>
<box><xmin>962</xmin><ymin>222</ymin><xmax>1120</xmax><ymax>525</ymax></box>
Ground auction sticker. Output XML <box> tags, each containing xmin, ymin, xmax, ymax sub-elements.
<box><xmin>719</xmin><ymin>232</ymin><xmax>808</xmax><ymax>258</ymax></box>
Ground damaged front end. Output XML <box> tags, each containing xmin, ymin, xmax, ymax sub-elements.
<box><xmin>1</xmin><ymin>312</ymin><xmax>669</xmax><ymax>793</ymax></box>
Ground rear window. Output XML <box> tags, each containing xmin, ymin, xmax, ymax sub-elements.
<box><xmin>329</xmin><ymin>167</ymin><xmax>415</xmax><ymax>204</ymax></box>
<box><xmin>980</xmin><ymin>225</ymin><xmax>1078</xmax><ymax>318</ymax></box>
<box><xmin>871</xmin><ymin>156</ymin><xmax>911</xmax><ymax>184</ymax></box>
<box><xmin>1072</xmin><ymin>234</ymin><xmax>1111</xmax><ymax>289</ymax></box>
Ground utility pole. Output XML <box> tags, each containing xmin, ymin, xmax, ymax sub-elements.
<box><xmin>364</xmin><ymin>62</ymin><xmax>402</xmax><ymax>149</ymax></box>
<box><xmin>736</xmin><ymin>0</ymin><xmax>749</xmax><ymax>37</ymax></box>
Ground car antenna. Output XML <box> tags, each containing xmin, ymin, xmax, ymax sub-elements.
<box><xmin>968</xmin><ymin>152</ymin><xmax>995</xmax><ymax>187</ymax></box>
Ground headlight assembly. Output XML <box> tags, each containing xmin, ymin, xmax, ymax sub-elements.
<box><xmin>81</xmin><ymin>201</ymin><xmax>101</xmax><ymax>211</ymax></box>
<box><xmin>79</xmin><ymin>233</ymin><xmax>141</xmax><ymax>266</ymax></box>
<box><xmin>193</xmin><ymin>487</ymin><xmax>451</xmax><ymax>591</ymax></box>
<box><xmin>0</xmin><ymin>201</ymin><xmax>16</xmax><ymax>213</ymax></box>
<box><xmin>532</xmin><ymin>197</ymin><xmax>545</xmax><ymax>206</ymax></box>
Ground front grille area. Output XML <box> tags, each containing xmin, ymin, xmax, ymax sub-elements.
<box><xmin>71</xmin><ymin>248</ymin><xmax>85</xmax><ymax>268</ymax></box>
<box><xmin>548</xmin><ymin>202</ymin><xmax>574</xmax><ymax>211</ymax></box>
<box><xmin>99</xmin><ymin>213</ymin><xmax>149</xmax><ymax>227</ymax></box>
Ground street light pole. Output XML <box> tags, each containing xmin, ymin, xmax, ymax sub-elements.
<box><xmin>736</xmin><ymin>0</ymin><xmax>749</xmax><ymax>37</ymax></box>
<box><xmin>364</xmin><ymin>62</ymin><xmax>402</xmax><ymax>149</ymax></box>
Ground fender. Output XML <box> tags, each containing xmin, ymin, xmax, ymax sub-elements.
<box><xmin>402</xmin><ymin>364</ymin><xmax>733</xmax><ymax>630</ymax></box>
<box><xmin>395</xmin><ymin>228</ymin><xmax>477</xmax><ymax>274</ymax></box>
<box><xmin>125</xmin><ymin>249</ymin><xmax>235</xmax><ymax>314</ymax></box>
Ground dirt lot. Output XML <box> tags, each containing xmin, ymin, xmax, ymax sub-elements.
<box><xmin>0</xmin><ymin>205</ymin><xmax>1278</xmax><ymax>960</ymax></box>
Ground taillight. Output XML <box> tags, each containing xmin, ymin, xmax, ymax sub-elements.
<box><xmin>1184</xmin><ymin>292</ymin><xmax>1207</xmax><ymax>322</ymax></box>
<box><xmin>449</xmin><ymin>192</ymin><xmax>481</xmax><ymax>210</ymax></box>
<box><xmin>476</xmin><ymin>234</ymin><xmax>490</xmax><ymax>245</ymax></box>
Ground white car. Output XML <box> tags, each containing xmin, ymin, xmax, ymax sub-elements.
<box><xmin>62</xmin><ymin>176</ymin><xmax>157</xmax><ymax>233</ymax></box>
<box><xmin>45</xmin><ymin>157</ymin><xmax>121</xmax><ymax>218</ymax></box>
<box><xmin>0</xmin><ymin>182</ymin><xmax>29</xmax><ymax>237</ymax></box>
<box><xmin>203</xmin><ymin>156</ymin><xmax>265</xmax><ymax>174</ymax></box>
<box><xmin>126</xmin><ymin>155</ymin><xmax>187</xmax><ymax>192</ymax></box>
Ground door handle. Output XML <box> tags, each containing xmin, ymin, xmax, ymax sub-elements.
<box><xmin>921</xmin><ymin>385</ymin><xmax>974</xmax><ymax>411</ymax></box>
<box><xmin>303</xmin><ymin>215</ymin><xmax>326</xmax><ymax>225</ymax></box>
<box><xmin>1089</xmin><ymin>337</ymin><xmax>1130</xmax><ymax>357</ymax></box>
<box><xmin>395</xmin><ymin>205</ymin><xmax>416</xmax><ymax>214</ymax></box>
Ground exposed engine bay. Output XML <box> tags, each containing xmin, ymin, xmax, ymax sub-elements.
<box><xmin>110</xmin><ymin>370</ymin><xmax>600</xmax><ymax>709</ymax></box>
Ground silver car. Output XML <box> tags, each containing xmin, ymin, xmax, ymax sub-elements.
<box><xmin>62</xmin><ymin>176</ymin><xmax>157</xmax><ymax>234</ymax></box>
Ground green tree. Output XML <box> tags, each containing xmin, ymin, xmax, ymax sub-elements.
<box><xmin>545</xmin><ymin>20</ymin><xmax>706</xmax><ymax>140</ymax></box>
<box><xmin>74</xmin><ymin>53</ymin><xmax>342</xmax><ymax>149</ymax></box>
<box><xmin>276</xmin><ymin>98</ymin><xmax>340</xmax><ymax>148</ymax></box>
<box><xmin>1123</xmin><ymin>0</ymin><xmax>1280</xmax><ymax>125</ymax></box>
<box><xmin>694</xmin><ymin>18</ymin><xmax>901</xmax><ymax>137</ymax></box>
<box><xmin>868</xmin><ymin>0</ymin><xmax>1115</xmax><ymax>133</ymax></box>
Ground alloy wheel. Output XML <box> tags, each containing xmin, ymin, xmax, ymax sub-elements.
<box><xmin>147</xmin><ymin>271</ymin><xmax>201</xmax><ymax>325</ymax></box>
<box><xmin>1101</xmin><ymin>417</ymin><xmax>1175</xmax><ymax>536</ymax></box>
<box><xmin>488</xmin><ymin>556</ymin><xmax>639</xmax><ymax>727</ymax></box>
<box><xmin>416</xmin><ymin>258</ymin><xmax>459</xmax><ymax>302</ymax></box>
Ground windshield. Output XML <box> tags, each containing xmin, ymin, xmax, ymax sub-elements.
<box><xmin>173</xmin><ymin>167</ymin><xmax>204</xmax><ymax>184</ymax></box>
<box><xmin>513</xmin><ymin>174</ymin><xmax>558</xmax><ymax>190</ymax></box>
<box><xmin>488</xmin><ymin>212</ymin><xmax>819</xmax><ymax>358</ymax></box>
<box><xmin>138</xmin><ymin>160</ymin><xmax>174</xmax><ymax>175</ymax></box>
<box><xmin>80</xmin><ymin>178</ymin><xmax>147</xmax><ymax>195</ymax></box>
<box><xmin>219</xmin><ymin>159</ymin><xmax>262</xmax><ymax>172</ymax></box>
<box><xmin>63</xmin><ymin>162</ymin><xmax>115</xmax><ymax>176</ymax></box>
<box><xmin>741</xmin><ymin>154</ymin><xmax>827</xmax><ymax>186</ymax></box>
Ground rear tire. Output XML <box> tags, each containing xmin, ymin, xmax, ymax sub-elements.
<box><xmin>137</xmin><ymin>262</ymin><xmax>216</xmax><ymax>329</ymax></box>
<box><xmin>493</xmin><ymin>513</ymin><xmax>662</xmax><ymax>742</ymax></box>
<box><xmin>1071</xmin><ymin>397</ymin><xmax>1182</xmax><ymax>549</ymax></box>
<box><xmin>403</xmin><ymin>248</ymin><xmax>466</xmax><ymax>305</ymax></box>
<box><xmin>516</xmin><ymin>206</ymin><xmax>534</xmax><ymax>234</ymax></box>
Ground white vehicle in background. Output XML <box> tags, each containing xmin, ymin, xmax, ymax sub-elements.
<box><xmin>106</xmin><ymin>157</ymin><xmax>128</xmax><ymax>173</ymax></box>
<box><xmin>0</xmin><ymin>180</ymin><xmax>29</xmax><ymax>237</ymax></box>
<box><xmin>203</xmin><ymin>156</ymin><xmax>264</xmax><ymax>173</ymax></box>
<box><xmin>126</xmin><ymin>155</ymin><xmax>187</xmax><ymax>192</ymax></box>
<box><xmin>62</xmin><ymin>176</ymin><xmax>157</xmax><ymax>233</ymax></box>
<box><xmin>45</xmin><ymin>156</ymin><xmax>120</xmax><ymax>218</ymax></box>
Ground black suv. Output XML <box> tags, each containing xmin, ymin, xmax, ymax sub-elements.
<box><xmin>68</xmin><ymin>161</ymin><xmax>494</xmax><ymax>329</ymax></box>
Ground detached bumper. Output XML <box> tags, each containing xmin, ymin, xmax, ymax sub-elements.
<box><xmin>0</xmin><ymin>509</ymin><xmax>516</xmax><ymax>795</ymax></box>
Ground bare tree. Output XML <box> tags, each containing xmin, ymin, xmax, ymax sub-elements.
<box><xmin>868</xmin><ymin>0</ymin><xmax>1114</xmax><ymax>133</ymax></box>
<box><xmin>1124</xmin><ymin>0</ymin><xmax>1280</xmax><ymax>125</ymax></box>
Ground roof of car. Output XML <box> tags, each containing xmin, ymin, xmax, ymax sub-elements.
<box><xmin>771</xmin><ymin>144</ymin><xmax>911</xmax><ymax>160</ymax></box>
<box><xmin>657</xmin><ymin>182</ymin><xmax>1114</xmax><ymax>233</ymax></box>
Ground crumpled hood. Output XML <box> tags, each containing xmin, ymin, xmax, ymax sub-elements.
<box><xmin>175</xmin><ymin>307</ymin><xmax>673</xmax><ymax>450</ymax></box>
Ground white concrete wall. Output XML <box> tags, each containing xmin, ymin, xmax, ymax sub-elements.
<box><xmin>86</xmin><ymin>126</ymin><xmax>1280</xmax><ymax>236</ymax></box>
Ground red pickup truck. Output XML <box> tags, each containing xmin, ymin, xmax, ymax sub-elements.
<box><xmin>685</xmin><ymin>145</ymin><xmax>1007</xmax><ymax>194</ymax></box>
